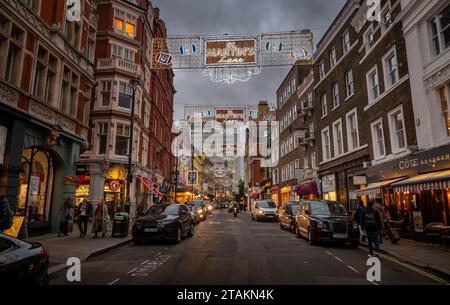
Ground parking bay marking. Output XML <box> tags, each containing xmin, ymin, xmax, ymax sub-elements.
<box><xmin>126</xmin><ymin>253</ymin><xmax>172</xmax><ymax>278</ymax></box>
<box><xmin>108</xmin><ymin>278</ymin><xmax>120</xmax><ymax>285</ymax></box>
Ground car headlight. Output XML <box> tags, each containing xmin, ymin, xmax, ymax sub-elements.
<box><xmin>257</xmin><ymin>209</ymin><xmax>264</xmax><ymax>215</ymax></box>
<box><xmin>352</xmin><ymin>222</ymin><xmax>359</xmax><ymax>230</ymax></box>
<box><xmin>207</xmin><ymin>206</ymin><xmax>213</xmax><ymax>211</ymax></box>
<box><xmin>197</xmin><ymin>209</ymin><xmax>202</xmax><ymax>214</ymax></box>
<box><xmin>316</xmin><ymin>221</ymin><xmax>324</xmax><ymax>231</ymax></box>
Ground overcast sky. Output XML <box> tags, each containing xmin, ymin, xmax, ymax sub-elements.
<box><xmin>151</xmin><ymin>0</ymin><xmax>347</xmax><ymax>120</ymax></box>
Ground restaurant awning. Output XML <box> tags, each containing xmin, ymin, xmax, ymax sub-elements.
<box><xmin>391</xmin><ymin>169</ymin><xmax>450</xmax><ymax>193</ymax></box>
<box><xmin>137</xmin><ymin>176</ymin><xmax>161</xmax><ymax>196</ymax></box>
<box><xmin>354</xmin><ymin>177</ymin><xmax>406</xmax><ymax>196</ymax></box>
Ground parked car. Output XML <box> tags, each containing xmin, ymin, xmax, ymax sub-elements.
<box><xmin>132</xmin><ymin>203</ymin><xmax>194</xmax><ymax>244</ymax></box>
<box><xmin>279</xmin><ymin>201</ymin><xmax>300</xmax><ymax>232</ymax></box>
<box><xmin>0</xmin><ymin>233</ymin><xmax>49</xmax><ymax>285</ymax></box>
<box><xmin>206</xmin><ymin>201</ymin><xmax>214</xmax><ymax>214</ymax></box>
<box><xmin>186</xmin><ymin>204</ymin><xmax>200</xmax><ymax>225</ymax></box>
<box><xmin>187</xmin><ymin>200</ymin><xmax>207</xmax><ymax>221</ymax></box>
<box><xmin>251</xmin><ymin>200</ymin><xmax>278</xmax><ymax>222</ymax></box>
<box><xmin>295</xmin><ymin>200</ymin><xmax>359</xmax><ymax>246</ymax></box>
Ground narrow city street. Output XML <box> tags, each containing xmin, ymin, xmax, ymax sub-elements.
<box><xmin>51</xmin><ymin>210</ymin><xmax>447</xmax><ymax>285</ymax></box>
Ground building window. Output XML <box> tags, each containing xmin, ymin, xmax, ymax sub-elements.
<box><xmin>345</xmin><ymin>69</ymin><xmax>354</xmax><ymax>98</ymax></box>
<box><xmin>322</xmin><ymin>127</ymin><xmax>331</xmax><ymax>161</ymax></box>
<box><xmin>333</xmin><ymin>119</ymin><xmax>344</xmax><ymax>156</ymax></box>
<box><xmin>112</xmin><ymin>43</ymin><xmax>135</xmax><ymax>61</ymax></box>
<box><xmin>319</xmin><ymin>61</ymin><xmax>325</xmax><ymax>80</ymax></box>
<box><xmin>0</xmin><ymin>16</ymin><xmax>25</xmax><ymax>86</ymax></box>
<box><xmin>429</xmin><ymin>4</ymin><xmax>450</xmax><ymax>56</ymax></box>
<box><xmin>33</xmin><ymin>46</ymin><xmax>58</xmax><ymax>104</ymax></box>
<box><xmin>366</xmin><ymin>66</ymin><xmax>380</xmax><ymax>102</ymax></box>
<box><xmin>115</xmin><ymin>123</ymin><xmax>130</xmax><ymax>156</ymax></box>
<box><xmin>383</xmin><ymin>47</ymin><xmax>399</xmax><ymax>89</ymax></box>
<box><xmin>144</xmin><ymin>102</ymin><xmax>150</xmax><ymax>128</ymax></box>
<box><xmin>346</xmin><ymin>109</ymin><xmax>359</xmax><ymax>151</ymax></box>
<box><xmin>100</xmin><ymin>80</ymin><xmax>111</xmax><ymax>106</ymax></box>
<box><xmin>321</xmin><ymin>94</ymin><xmax>328</xmax><ymax>117</ymax></box>
<box><xmin>388</xmin><ymin>106</ymin><xmax>407</xmax><ymax>153</ymax></box>
<box><xmin>364</xmin><ymin>26</ymin><xmax>375</xmax><ymax>51</ymax></box>
<box><xmin>332</xmin><ymin>82</ymin><xmax>340</xmax><ymax>109</ymax></box>
<box><xmin>371</xmin><ymin>119</ymin><xmax>385</xmax><ymax>159</ymax></box>
<box><xmin>329</xmin><ymin>46</ymin><xmax>337</xmax><ymax>67</ymax></box>
<box><xmin>64</xmin><ymin>2</ymin><xmax>82</xmax><ymax>48</ymax></box>
<box><xmin>439</xmin><ymin>84</ymin><xmax>450</xmax><ymax>136</ymax></box>
<box><xmin>97</xmin><ymin>122</ymin><xmax>108</xmax><ymax>155</ymax></box>
<box><xmin>381</xmin><ymin>4</ymin><xmax>393</xmax><ymax>33</ymax></box>
<box><xmin>342</xmin><ymin>31</ymin><xmax>351</xmax><ymax>54</ymax></box>
<box><xmin>311</xmin><ymin>152</ymin><xmax>316</xmax><ymax>169</ymax></box>
<box><xmin>118</xmin><ymin>81</ymin><xmax>133</xmax><ymax>109</ymax></box>
<box><xmin>114</xmin><ymin>9</ymin><xmax>137</xmax><ymax>38</ymax></box>
<box><xmin>60</xmin><ymin>66</ymin><xmax>79</xmax><ymax>116</ymax></box>
<box><xmin>294</xmin><ymin>159</ymin><xmax>300</xmax><ymax>169</ymax></box>
<box><xmin>304</xmin><ymin>157</ymin><xmax>309</xmax><ymax>169</ymax></box>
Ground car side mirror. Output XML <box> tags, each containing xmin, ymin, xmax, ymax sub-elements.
<box><xmin>304</xmin><ymin>210</ymin><xmax>310</xmax><ymax>215</ymax></box>
<box><xmin>255</xmin><ymin>204</ymin><xmax>259</xmax><ymax>209</ymax></box>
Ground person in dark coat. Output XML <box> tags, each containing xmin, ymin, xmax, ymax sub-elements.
<box><xmin>361</xmin><ymin>201</ymin><xmax>383</xmax><ymax>259</ymax></box>
<box><xmin>58</xmin><ymin>197</ymin><xmax>73</xmax><ymax>237</ymax></box>
<box><xmin>353</xmin><ymin>200</ymin><xmax>366</xmax><ymax>242</ymax></box>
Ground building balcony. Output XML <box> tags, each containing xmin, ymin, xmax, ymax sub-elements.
<box><xmin>96</xmin><ymin>58</ymin><xmax>140</xmax><ymax>76</ymax></box>
<box><xmin>305</xmin><ymin>130</ymin><xmax>315</xmax><ymax>141</ymax></box>
<box><xmin>303</xmin><ymin>101</ymin><xmax>313</xmax><ymax>111</ymax></box>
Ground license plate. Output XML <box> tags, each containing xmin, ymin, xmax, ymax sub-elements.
<box><xmin>144</xmin><ymin>228</ymin><xmax>158</xmax><ymax>233</ymax></box>
<box><xmin>266</xmin><ymin>215</ymin><xmax>274</xmax><ymax>218</ymax></box>
<box><xmin>333</xmin><ymin>233</ymin><xmax>348</xmax><ymax>239</ymax></box>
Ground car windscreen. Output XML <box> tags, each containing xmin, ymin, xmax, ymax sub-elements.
<box><xmin>258</xmin><ymin>201</ymin><xmax>276</xmax><ymax>208</ymax></box>
<box><xmin>145</xmin><ymin>204</ymin><xmax>179</xmax><ymax>216</ymax></box>
<box><xmin>309</xmin><ymin>201</ymin><xmax>348</xmax><ymax>216</ymax></box>
<box><xmin>291</xmin><ymin>204</ymin><xmax>299</xmax><ymax>215</ymax></box>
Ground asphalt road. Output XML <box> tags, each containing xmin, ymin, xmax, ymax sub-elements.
<box><xmin>51</xmin><ymin>209</ymin><xmax>448</xmax><ymax>285</ymax></box>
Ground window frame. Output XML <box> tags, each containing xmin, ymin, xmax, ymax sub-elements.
<box><xmin>366</xmin><ymin>65</ymin><xmax>380</xmax><ymax>103</ymax></box>
<box><xmin>321</xmin><ymin>127</ymin><xmax>331</xmax><ymax>161</ymax></box>
<box><xmin>388</xmin><ymin>105</ymin><xmax>408</xmax><ymax>154</ymax></box>
<box><xmin>332</xmin><ymin>82</ymin><xmax>340</xmax><ymax>109</ymax></box>
<box><xmin>332</xmin><ymin>118</ymin><xmax>344</xmax><ymax>157</ymax></box>
<box><xmin>345</xmin><ymin>108</ymin><xmax>359</xmax><ymax>151</ymax></box>
<box><xmin>371</xmin><ymin>118</ymin><xmax>386</xmax><ymax>160</ymax></box>
<box><xmin>382</xmin><ymin>46</ymin><xmax>399</xmax><ymax>90</ymax></box>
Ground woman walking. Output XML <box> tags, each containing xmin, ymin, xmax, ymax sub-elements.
<box><xmin>92</xmin><ymin>199</ymin><xmax>110</xmax><ymax>238</ymax></box>
<box><xmin>58</xmin><ymin>197</ymin><xmax>73</xmax><ymax>237</ymax></box>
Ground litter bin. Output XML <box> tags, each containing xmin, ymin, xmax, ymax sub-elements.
<box><xmin>112</xmin><ymin>212</ymin><xmax>129</xmax><ymax>238</ymax></box>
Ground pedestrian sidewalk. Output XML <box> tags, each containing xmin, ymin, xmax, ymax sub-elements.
<box><xmin>361</xmin><ymin>237</ymin><xmax>450</xmax><ymax>277</ymax></box>
<box><xmin>26</xmin><ymin>224</ymin><xmax>132</xmax><ymax>275</ymax></box>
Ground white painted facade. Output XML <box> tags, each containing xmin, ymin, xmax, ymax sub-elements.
<box><xmin>400</xmin><ymin>0</ymin><xmax>450</xmax><ymax>150</ymax></box>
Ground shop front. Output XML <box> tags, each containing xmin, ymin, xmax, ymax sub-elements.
<box><xmin>294</xmin><ymin>179</ymin><xmax>320</xmax><ymax>201</ymax></box>
<box><xmin>0</xmin><ymin>112</ymin><xmax>85</xmax><ymax>238</ymax></box>
<box><xmin>280</xmin><ymin>186</ymin><xmax>292</xmax><ymax>205</ymax></box>
<box><xmin>271</xmin><ymin>185</ymin><xmax>280</xmax><ymax>206</ymax></box>
<box><xmin>364</xmin><ymin>143</ymin><xmax>450</xmax><ymax>238</ymax></box>
<box><xmin>321</xmin><ymin>174</ymin><xmax>337</xmax><ymax>201</ymax></box>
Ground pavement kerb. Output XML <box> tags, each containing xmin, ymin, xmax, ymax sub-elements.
<box><xmin>48</xmin><ymin>237</ymin><xmax>132</xmax><ymax>279</ymax></box>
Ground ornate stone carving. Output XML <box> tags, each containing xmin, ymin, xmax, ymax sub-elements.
<box><xmin>56</xmin><ymin>114</ymin><xmax>76</xmax><ymax>133</ymax></box>
<box><xmin>4</xmin><ymin>0</ymin><xmax>51</xmax><ymax>39</ymax></box>
<box><xmin>0</xmin><ymin>82</ymin><xmax>19</xmax><ymax>105</ymax></box>
<box><xmin>64</xmin><ymin>43</ymin><xmax>82</xmax><ymax>65</ymax></box>
<box><xmin>29</xmin><ymin>100</ymin><xmax>56</xmax><ymax>123</ymax></box>
<box><xmin>424</xmin><ymin>63</ymin><xmax>450</xmax><ymax>91</ymax></box>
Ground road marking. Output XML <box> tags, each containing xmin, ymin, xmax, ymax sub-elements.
<box><xmin>127</xmin><ymin>267</ymin><xmax>138</xmax><ymax>274</ymax></box>
<box><xmin>254</xmin><ymin>233</ymin><xmax>292</xmax><ymax>237</ymax></box>
<box><xmin>347</xmin><ymin>265</ymin><xmax>360</xmax><ymax>274</ymax></box>
<box><xmin>142</xmin><ymin>260</ymin><xmax>149</xmax><ymax>265</ymax></box>
<box><xmin>209</xmin><ymin>222</ymin><xmax>221</xmax><ymax>224</ymax></box>
<box><xmin>108</xmin><ymin>278</ymin><xmax>120</xmax><ymax>285</ymax></box>
<box><xmin>368</xmin><ymin>280</ymin><xmax>380</xmax><ymax>285</ymax></box>
<box><xmin>326</xmin><ymin>251</ymin><xmax>333</xmax><ymax>256</ymax></box>
<box><xmin>334</xmin><ymin>256</ymin><xmax>344</xmax><ymax>263</ymax></box>
<box><xmin>357</xmin><ymin>246</ymin><xmax>448</xmax><ymax>284</ymax></box>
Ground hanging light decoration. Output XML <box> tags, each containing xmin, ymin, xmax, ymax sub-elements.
<box><xmin>202</xmin><ymin>66</ymin><xmax>262</xmax><ymax>84</ymax></box>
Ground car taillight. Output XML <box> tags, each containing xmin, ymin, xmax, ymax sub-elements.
<box><xmin>40</xmin><ymin>249</ymin><xmax>49</xmax><ymax>260</ymax></box>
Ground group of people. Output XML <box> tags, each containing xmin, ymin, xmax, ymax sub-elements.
<box><xmin>353</xmin><ymin>198</ymin><xmax>391</xmax><ymax>259</ymax></box>
<box><xmin>58</xmin><ymin>198</ymin><xmax>110</xmax><ymax>238</ymax></box>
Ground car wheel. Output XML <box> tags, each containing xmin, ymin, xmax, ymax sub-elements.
<box><xmin>175</xmin><ymin>226</ymin><xmax>182</xmax><ymax>244</ymax></box>
<box><xmin>280</xmin><ymin>221</ymin><xmax>284</xmax><ymax>229</ymax></box>
<box><xmin>133</xmin><ymin>239</ymin><xmax>142</xmax><ymax>245</ymax></box>
<box><xmin>187</xmin><ymin>223</ymin><xmax>194</xmax><ymax>237</ymax></box>
<box><xmin>296</xmin><ymin>225</ymin><xmax>302</xmax><ymax>238</ymax></box>
<box><xmin>290</xmin><ymin>223</ymin><xmax>296</xmax><ymax>233</ymax></box>
<box><xmin>251</xmin><ymin>214</ymin><xmax>255</xmax><ymax>221</ymax></box>
<box><xmin>308</xmin><ymin>229</ymin><xmax>317</xmax><ymax>246</ymax></box>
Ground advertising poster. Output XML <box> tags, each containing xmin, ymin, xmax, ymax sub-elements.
<box><xmin>413</xmin><ymin>211</ymin><xmax>424</xmax><ymax>233</ymax></box>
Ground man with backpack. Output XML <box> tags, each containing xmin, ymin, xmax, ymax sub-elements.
<box><xmin>361</xmin><ymin>200</ymin><xmax>383</xmax><ymax>259</ymax></box>
<box><xmin>0</xmin><ymin>197</ymin><xmax>14</xmax><ymax>231</ymax></box>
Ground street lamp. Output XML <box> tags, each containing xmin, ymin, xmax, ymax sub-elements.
<box><xmin>172</xmin><ymin>131</ymin><xmax>182</xmax><ymax>203</ymax></box>
<box><xmin>125</xmin><ymin>78</ymin><xmax>140</xmax><ymax>213</ymax></box>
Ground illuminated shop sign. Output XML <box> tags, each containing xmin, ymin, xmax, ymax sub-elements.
<box><xmin>205</xmin><ymin>40</ymin><xmax>256</xmax><ymax>66</ymax></box>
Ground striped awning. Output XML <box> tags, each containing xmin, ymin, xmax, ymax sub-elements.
<box><xmin>391</xmin><ymin>169</ymin><xmax>450</xmax><ymax>193</ymax></box>
<box><xmin>137</xmin><ymin>176</ymin><xmax>162</xmax><ymax>196</ymax></box>
<box><xmin>354</xmin><ymin>177</ymin><xmax>406</xmax><ymax>196</ymax></box>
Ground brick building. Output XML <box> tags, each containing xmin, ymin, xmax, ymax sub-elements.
<box><xmin>0</xmin><ymin>0</ymin><xmax>97</xmax><ymax>236</ymax></box>
<box><xmin>78</xmin><ymin>0</ymin><xmax>175</xmax><ymax>218</ymax></box>
<box><xmin>313</xmin><ymin>0</ymin><xmax>416</xmax><ymax>210</ymax></box>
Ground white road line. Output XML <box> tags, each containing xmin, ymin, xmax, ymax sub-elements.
<box><xmin>108</xmin><ymin>278</ymin><xmax>120</xmax><ymax>285</ymax></box>
<box><xmin>347</xmin><ymin>265</ymin><xmax>360</xmax><ymax>274</ymax></box>
<box><xmin>254</xmin><ymin>234</ymin><xmax>292</xmax><ymax>237</ymax></box>
<box><xmin>127</xmin><ymin>267</ymin><xmax>138</xmax><ymax>274</ymax></box>
<box><xmin>334</xmin><ymin>256</ymin><xmax>344</xmax><ymax>263</ymax></box>
<box><xmin>368</xmin><ymin>280</ymin><xmax>380</xmax><ymax>285</ymax></box>
<box><xmin>209</xmin><ymin>222</ymin><xmax>221</xmax><ymax>224</ymax></box>
<box><xmin>141</xmin><ymin>260</ymin><xmax>149</xmax><ymax>265</ymax></box>
<box><xmin>326</xmin><ymin>251</ymin><xmax>333</xmax><ymax>256</ymax></box>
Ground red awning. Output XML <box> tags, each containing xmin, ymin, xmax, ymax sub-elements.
<box><xmin>137</xmin><ymin>176</ymin><xmax>161</xmax><ymax>196</ymax></box>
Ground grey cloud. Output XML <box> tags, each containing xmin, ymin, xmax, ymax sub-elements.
<box><xmin>151</xmin><ymin>0</ymin><xmax>347</xmax><ymax>119</ymax></box>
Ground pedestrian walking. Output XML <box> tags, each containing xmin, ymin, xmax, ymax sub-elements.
<box><xmin>92</xmin><ymin>199</ymin><xmax>110</xmax><ymax>238</ymax></box>
<box><xmin>381</xmin><ymin>204</ymin><xmax>391</xmax><ymax>240</ymax></box>
<box><xmin>58</xmin><ymin>197</ymin><xmax>73</xmax><ymax>237</ymax></box>
<box><xmin>76</xmin><ymin>199</ymin><xmax>92</xmax><ymax>238</ymax></box>
<box><xmin>352</xmin><ymin>200</ymin><xmax>366</xmax><ymax>242</ymax></box>
<box><xmin>361</xmin><ymin>201</ymin><xmax>383</xmax><ymax>259</ymax></box>
<box><xmin>373</xmin><ymin>199</ymin><xmax>385</xmax><ymax>244</ymax></box>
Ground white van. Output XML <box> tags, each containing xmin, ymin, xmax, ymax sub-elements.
<box><xmin>251</xmin><ymin>200</ymin><xmax>278</xmax><ymax>222</ymax></box>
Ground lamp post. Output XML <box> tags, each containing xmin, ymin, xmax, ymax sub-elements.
<box><xmin>172</xmin><ymin>131</ymin><xmax>182</xmax><ymax>203</ymax></box>
<box><xmin>125</xmin><ymin>78</ymin><xmax>139</xmax><ymax>213</ymax></box>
